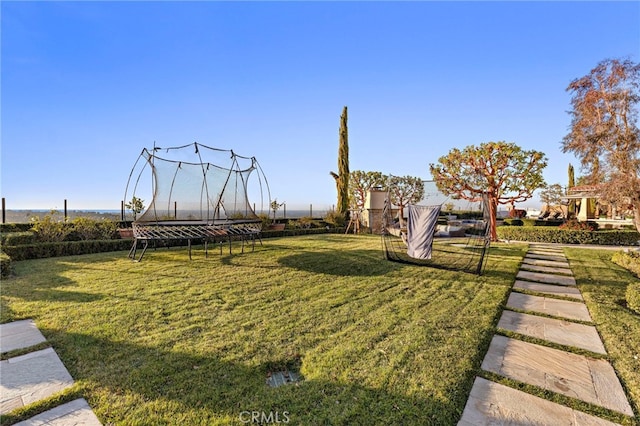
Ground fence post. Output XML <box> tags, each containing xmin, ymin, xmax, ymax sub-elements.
<box><xmin>2</xmin><ymin>198</ymin><xmax>5</xmax><ymax>224</ymax></box>
<box><xmin>64</xmin><ymin>199</ymin><xmax>68</xmax><ymax>221</ymax></box>
<box><xmin>310</xmin><ymin>204</ymin><xmax>312</xmax><ymax>217</ymax></box>
<box><xmin>121</xmin><ymin>200</ymin><xmax>125</xmax><ymax>221</ymax></box>
<box><xmin>283</xmin><ymin>203</ymin><xmax>286</xmax><ymax>218</ymax></box>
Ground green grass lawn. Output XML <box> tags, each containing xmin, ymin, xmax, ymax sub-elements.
<box><xmin>1</xmin><ymin>235</ymin><xmax>524</xmax><ymax>425</ymax></box>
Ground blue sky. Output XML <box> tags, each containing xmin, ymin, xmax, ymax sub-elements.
<box><xmin>2</xmin><ymin>1</ymin><xmax>638</xmax><ymax>212</ymax></box>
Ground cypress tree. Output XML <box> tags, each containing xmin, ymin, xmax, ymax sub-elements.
<box><xmin>330</xmin><ymin>106</ymin><xmax>350</xmax><ymax>218</ymax></box>
<box><xmin>568</xmin><ymin>163</ymin><xmax>576</xmax><ymax>217</ymax></box>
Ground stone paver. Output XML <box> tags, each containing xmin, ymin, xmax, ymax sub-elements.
<box><xmin>525</xmin><ymin>252</ymin><xmax>568</xmax><ymax>262</ymax></box>
<box><xmin>517</xmin><ymin>270</ymin><xmax>577</xmax><ymax>286</ymax></box>
<box><xmin>14</xmin><ymin>398</ymin><xmax>102</xmax><ymax>426</ymax></box>
<box><xmin>497</xmin><ymin>310</ymin><xmax>606</xmax><ymax>354</ymax></box>
<box><xmin>513</xmin><ymin>280</ymin><xmax>583</xmax><ymax>300</ymax></box>
<box><xmin>482</xmin><ymin>335</ymin><xmax>634</xmax><ymax>416</ymax></box>
<box><xmin>458</xmin><ymin>377</ymin><xmax>622</xmax><ymax>426</ymax></box>
<box><xmin>527</xmin><ymin>249</ymin><xmax>565</xmax><ymax>257</ymax></box>
<box><xmin>0</xmin><ymin>320</ymin><xmax>47</xmax><ymax>353</ymax></box>
<box><xmin>459</xmin><ymin>245</ymin><xmax>636</xmax><ymax>424</ymax></box>
<box><xmin>507</xmin><ymin>292</ymin><xmax>592</xmax><ymax>322</ymax></box>
<box><xmin>528</xmin><ymin>244</ymin><xmax>565</xmax><ymax>253</ymax></box>
<box><xmin>0</xmin><ymin>348</ymin><xmax>74</xmax><ymax>415</ymax></box>
<box><xmin>519</xmin><ymin>263</ymin><xmax>574</xmax><ymax>275</ymax></box>
<box><xmin>522</xmin><ymin>257</ymin><xmax>571</xmax><ymax>268</ymax></box>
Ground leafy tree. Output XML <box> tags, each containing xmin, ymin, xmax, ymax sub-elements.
<box><xmin>561</xmin><ymin>58</ymin><xmax>640</xmax><ymax>232</ymax></box>
<box><xmin>125</xmin><ymin>196</ymin><xmax>145</xmax><ymax>220</ymax></box>
<box><xmin>539</xmin><ymin>183</ymin><xmax>565</xmax><ymax>216</ymax></box>
<box><xmin>539</xmin><ymin>183</ymin><xmax>564</xmax><ymax>206</ymax></box>
<box><xmin>330</xmin><ymin>106</ymin><xmax>350</xmax><ymax>219</ymax></box>
<box><xmin>349</xmin><ymin>170</ymin><xmax>385</xmax><ymax>210</ymax></box>
<box><xmin>386</xmin><ymin>175</ymin><xmax>425</xmax><ymax>227</ymax></box>
<box><xmin>430</xmin><ymin>141</ymin><xmax>547</xmax><ymax>241</ymax></box>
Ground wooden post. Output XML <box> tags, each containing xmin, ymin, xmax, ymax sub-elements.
<box><xmin>283</xmin><ymin>203</ymin><xmax>286</xmax><ymax>218</ymax></box>
<box><xmin>121</xmin><ymin>200</ymin><xmax>125</xmax><ymax>221</ymax></box>
<box><xmin>64</xmin><ymin>199</ymin><xmax>68</xmax><ymax>221</ymax></box>
<box><xmin>174</xmin><ymin>201</ymin><xmax>177</xmax><ymax>219</ymax></box>
<box><xmin>2</xmin><ymin>198</ymin><xmax>5</xmax><ymax>224</ymax></box>
<box><xmin>310</xmin><ymin>204</ymin><xmax>312</xmax><ymax>217</ymax></box>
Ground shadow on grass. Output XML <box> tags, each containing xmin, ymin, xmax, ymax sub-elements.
<box><xmin>3</xmin><ymin>328</ymin><xmax>468</xmax><ymax>426</ymax></box>
<box><xmin>277</xmin><ymin>249</ymin><xmax>401</xmax><ymax>276</ymax></box>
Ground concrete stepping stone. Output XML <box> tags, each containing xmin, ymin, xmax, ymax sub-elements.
<box><xmin>526</xmin><ymin>252</ymin><xmax>568</xmax><ymax>262</ymax></box>
<box><xmin>520</xmin><ymin>263</ymin><xmax>574</xmax><ymax>275</ymax></box>
<box><xmin>506</xmin><ymin>293</ymin><xmax>592</xmax><ymax>322</ymax></box>
<box><xmin>458</xmin><ymin>377</ymin><xmax>622</xmax><ymax>426</ymax></box>
<box><xmin>0</xmin><ymin>320</ymin><xmax>47</xmax><ymax>353</ymax></box>
<box><xmin>13</xmin><ymin>398</ymin><xmax>101</xmax><ymax>426</ymax></box>
<box><xmin>528</xmin><ymin>249</ymin><xmax>565</xmax><ymax>257</ymax></box>
<box><xmin>528</xmin><ymin>244</ymin><xmax>565</xmax><ymax>253</ymax></box>
<box><xmin>517</xmin><ymin>270</ymin><xmax>576</xmax><ymax>286</ymax></box>
<box><xmin>481</xmin><ymin>335</ymin><xmax>634</xmax><ymax>416</ymax></box>
<box><xmin>0</xmin><ymin>348</ymin><xmax>74</xmax><ymax>415</ymax></box>
<box><xmin>497</xmin><ymin>310</ymin><xmax>606</xmax><ymax>354</ymax></box>
<box><xmin>522</xmin><ymin>257</ymin><xmax>571</xmax><ymax>268</ymax></box>
<box><xmin>513</xmin><ymin>280</ymin><xmax>583</xmax><ymax>300</ymax></box>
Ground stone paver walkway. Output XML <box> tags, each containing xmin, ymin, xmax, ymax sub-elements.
<box><xmin>459</xmin><ymin>243</ymin><xmax>635</xmax><ymax>424</ymax></box>
<box><xmin>0</xmin><ymin>320</ymin><xmax>101</xmax><ymax>424</ymax></box>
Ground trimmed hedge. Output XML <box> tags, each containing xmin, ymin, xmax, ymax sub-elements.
<box><xmin>627</xmin><ymin>283</ymin><xmax>640</xmax><ymax>315</ymax></box>
<box><xmin>261</xmin><ymin>226</ymin><xmax>345</xmax><ymax>239</ymax></box>
<box><xmin>1</xmin><ymin>231</ymin><xmax>37</xmax><ymax>246</ymax></box>
<box><xmin>0</xmin><ymin>251</ymin><xmax>12</xmax><ymax>278</ymax></box>
<box><xmin>496</xmin><ymin>226</ymin><xmax>640</xmax><ymax>246</ymax></box>
<box><xmin>0</xmin><ymin>223</ymin><xmax>33</xmax><ymax>233</ymax></box>
<box><xmin>3</xmin><ymin>239</ymin><xmax>133</xmax><ymax>261</ymax></box>
<box><xmin>2</xmin><ymin>227</ymin><xmax>345</xmax><ymax>261</ymax></box>
<box><xmin>612</xmin><ymin>250</ymin><xmax>640</xmax><ymax>277</ymax></box>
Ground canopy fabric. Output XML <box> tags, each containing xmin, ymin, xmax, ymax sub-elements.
<box><xmin>406</xmin><ymin>204</ymin><xmax>442</xmax><ymax>260</ymax></box>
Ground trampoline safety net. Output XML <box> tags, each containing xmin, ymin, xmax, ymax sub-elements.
<box><xmin>124</xmin><ymin>142</ymin><xmax>270</xmax><ymax>261</ymax></box>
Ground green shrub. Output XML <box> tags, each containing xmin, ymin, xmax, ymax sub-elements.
<box><xmin>496</xmin><ymin>227</ymin><xmax>640</xmax><ymax>245</ymax></box>
<box><xmin>0</xmin><ymin>251</ymin><xmax>12</xmax><ymax>278</ymax></box>
<box><xmin>30</xmin><ymin>210</ymin><xmax>71</xmax><ymax>242</ymax></box>
<box><xmin>3</xmin><ymin>240</ymin><xmax>133</xmax><ymax>261</ymax></box>
<box><xmin>626</xmin><ymin>282</ymin><xmax>640</xmax><ymax>315</ymax></box>
<box><xmin>518</xmin><ymin>219</ymin><xmax>563</xmax><ymax>227</ymax></box>
<box><xmin>71</xmin><ymin>217</ymin><xmax>118</xmax><ymax>240</ymax></box>
<box><xmin>0</xmin><ymin>223</ymin><xmax>33</xmax><ymax>233</ymax></box>
<box><xmin>324</xmin><ymin>211</ymin><xmax>346</xmax><ymax>227</ymax></box>
<box><xmin>1</xmin><ymin>231</ymin><xmax>37</xmax><ymax>246</ymax></box>
<box><xmin>258</xmin><ymin>213</ymin><xmax>271</xmax><ymax>229</ymax></box>
<box><xmin>612</xmin><ymin>250</ymin><xmax>640</xmax><ymax>277</ymax></box>
<box><xmin>503</xmin><ymin>219</ymin><xmax>523</xmax><ymax>226</ymax></box>
<box><xmin>297</xmin><ymin>216</ymin><xmax>316</xmax><ymax>229</ymax></box>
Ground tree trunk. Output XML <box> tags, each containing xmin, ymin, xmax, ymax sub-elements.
<box><xmin>489</xmin><ymin>196</ymin><xmax>499</xmax><ymax>242</ymax></box>
<box><xmin>634</xmin><ymin>200</ymin><xmax>640</xmax><ymax>234</ymax></box>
